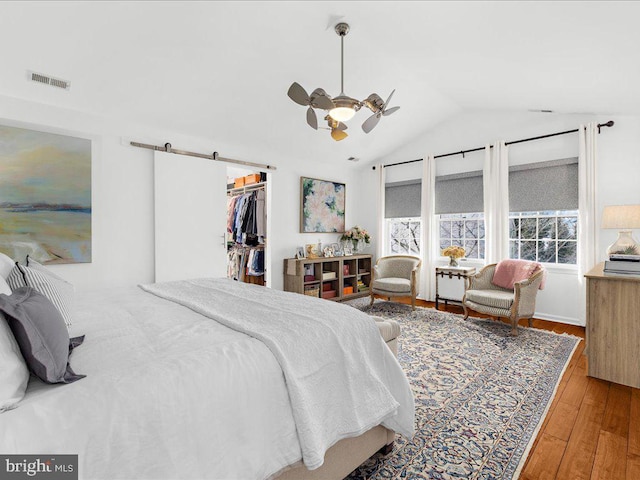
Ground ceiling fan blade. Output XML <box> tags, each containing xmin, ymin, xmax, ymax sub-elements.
<box><xmin>383</xmin><ymin>106</ymin><xmax>400</xmax><ymax>116</ymax></box>
<box><xmin>331</xmin><ymin>129</ymin><xmax>348</xmax><ymax>141</ymax></box>
<box><xmin>382</xmin><ymin>89</ymin><xmax>396</xmax><ymax>110</ymax></box>
<box><xmin>288</xmin><ymin>82</ymin><xmax>310</xmax><ymax>106</ymax></box>
<box><xmin>336</xmin><ymin>121</ymin><xmax>348</xmax><ymax>131</ymax></box>
<box><xmin>306</xmin><ymin>107</ymin><xmax>318</xmax><ymax>130</ymax></box>
<box><xmin>312</xmin><ymin>93</ymin><xmax>335</xmax><ymax>110</ymax></box>
<box><xmin>362</xmin><ymin>113</ymin><xmax>381</xmax><ymax>133</ymax></box>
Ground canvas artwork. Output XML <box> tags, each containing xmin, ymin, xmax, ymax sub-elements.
<box><xmin>300</xmin><ymin>177</ymin><xmax>345</xmax><ymax>233</ymax></box>
<box><xmin>0</xmin><ymin>124</ymin><xmax>92</xmax><ymax>264</ymax></box>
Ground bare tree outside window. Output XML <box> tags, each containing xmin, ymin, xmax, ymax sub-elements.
<box><xmin>439</xmin><ymin>213</ymin><xmax>485</xmax><ymax>259</ymax></box>
<box><xmin>388</xmin><ymin>218</ymin><xmax>421</xmax><ymax>255</ymax></box>
<box><xmin>509</xmin><ymin>210</ymin><xmax>578</xmax><ymax>264</ymax></box>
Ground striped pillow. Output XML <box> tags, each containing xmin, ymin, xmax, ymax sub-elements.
<box><xmin>6</xmin><ymin>260</ymin><xmax>74</xmax><ymax>327</ymax></box>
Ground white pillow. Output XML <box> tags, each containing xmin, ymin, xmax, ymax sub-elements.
<box><xmin>0</xmin><ymin>276</ymin><xmax>10</xmax><ymax>295</ymax></box>
<box><xmin>0</xmin><ymin>252</ymin><xmax>14</xmax><ymax>280</ymax></box>
<box><xmin>0</xmin><ymin>313</ymin><xmax>29</xmax><ymax>412</ymax></box>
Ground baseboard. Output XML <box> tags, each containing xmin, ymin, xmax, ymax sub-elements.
<box><xmin>533</xmin><ymin>312</ymin><xmax>584</xmax><ymax>327</ymax></box>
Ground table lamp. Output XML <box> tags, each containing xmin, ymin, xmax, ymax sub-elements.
<box><xmin>601</xmin><ymin>205</ymin><xmax>640</xmax><ymax>256</ymax></box>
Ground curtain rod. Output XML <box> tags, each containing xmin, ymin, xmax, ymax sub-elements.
<box><xmin>130</xmin><ymin>141</ymin><xmax>277</xmax><ymax>171</ymax></box>
<box><xmin>372</xmin><ymin>120</ymin><xmax>614</xmax><ymax>170</ymax></box>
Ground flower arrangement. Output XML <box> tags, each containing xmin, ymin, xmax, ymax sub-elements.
<box><xmin>341</xmin><ymin>226</ymin><xmax>371</xmax><ymax>253</ymax></box>
<box><xmin>442</xmin><ymin>246</ymin><xmax>465</xmax><ymax>266</ymax></box>
<box><xmin>341</xmin><ymin>225</ymin><xmax>371</xmax><ymax>244</ymax></box>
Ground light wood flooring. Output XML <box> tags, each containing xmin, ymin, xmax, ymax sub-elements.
<box><xmin>377</xmin><ymin>296</ymin><xmax>639</xmax><ymax>480</ymax></box>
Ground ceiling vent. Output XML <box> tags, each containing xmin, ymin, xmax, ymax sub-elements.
<box><xmin>28</xmin><ymin>71</ymin><xmax>71</xmax><ymax>90</ymax></box>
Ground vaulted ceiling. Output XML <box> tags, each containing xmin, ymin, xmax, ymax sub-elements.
<box><xmin>1</xmin><ymin>1</ymin><xmax>638</xmax><ymax>167</ymax></box>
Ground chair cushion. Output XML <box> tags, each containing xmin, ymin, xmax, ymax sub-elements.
<box><xmin>372</xmin><ymin>277</ymin><xmax>411</xmax><ymax>293</ymax></box>
<box><xmin>465</xmin><ymin>289</ymin><xmax>514</xmax><ymax>310</ymax></box>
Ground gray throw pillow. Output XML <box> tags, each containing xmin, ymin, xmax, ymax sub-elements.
<box><xmin>6</xmin><ymin>260</ymin><xmax>74</xmax><ymax>327</ymax></box>
<box><xmin>0</xmin><ymin>287</ymin><xmax>85</xmax><ymax>384</ymax></box>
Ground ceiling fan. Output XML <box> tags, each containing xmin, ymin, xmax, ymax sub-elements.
<box><xmin>287</xmin><ymin>22</ymin><xmax>400</xmax><ymax>141</ymax></box>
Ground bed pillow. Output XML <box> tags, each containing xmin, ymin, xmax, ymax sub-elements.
<box><xmin>0</xmin><ymin>252</ymin><xmax>14</xmax><ymax>280</ymax></box>
<box><xmin>6</xmin><ymin>260</ymin><xmax>74</xmax><ymax>327</ymax></box>
<box><xmin>0</xmin><ymin>312</ymin><xmax>30</xmax><ymax>412</ymax></box>
<box><xmin>0</xmin><ymin>276</ymin><xmax>10</xmax><ymax>295</ymax></box>
<box><xmin>0</xmin><ymin>288</ymin><xmax>85</xmax><ymax>384</ymax></box>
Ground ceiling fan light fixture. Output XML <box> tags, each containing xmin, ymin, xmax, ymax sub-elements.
<box><xmin>329</xmin><ymin>95</ymin><xmax>360</xmax><ymax>122</ymax></box>
<box><xmin>287</xmin><ymin>22</ymin><xmax>399</xmax><ymax>140</ymax></box>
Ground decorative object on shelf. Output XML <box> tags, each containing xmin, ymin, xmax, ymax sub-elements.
<box><xmin>601</xmin><ymin>204</ymin><xmax>640</xmax><ymax>256</ymax></box>
<box><xmin>323</xmin><ymin>245</ymin><xmax>335</xmax><ymax>258</ymax></box>
<box><xmin>331</xmin><ymin>242</ymin><xmax>342</xmax><ymax>256</ymax></box>
<box><xmin>286</xmin><ymin>22</ymin><xmax>399</xmax><ymax>142</ymax></box>
<box><xmin>300</xmin><ymin>177</ymin><xmax>346</xmax><ymax>233</ymax></box>
<box><xmin>305</xmin><ymin>243</ymin><xmax>320</xmax><ymax>259</ymax></box>
<box><xmin>442</xmin><ymin>246</ymin><xmax>465</xmax><ymax>267</ymax></box>
<box><xmin>341</xmin><ymin>226</ymin><xmax>371</xmax><ymax>254</ymax></box>
<box><xmin>343</xmin><ymin>243</ymin><xmax>353</xmax><ymax>256</ymax></box>
<box><xmin>295</xmin><ymin>246</ymin><xmax>306</xmax><ymax>259</ymax></box>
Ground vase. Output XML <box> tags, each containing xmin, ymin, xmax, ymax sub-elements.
<box><xmin>449</xmin><ymin>256</ymin><xmax>458</xmax><ymax>267</ymax></box>
<box><xmin>353</xmin><ymin>239</ymin><xmax>369</xmax><ymax>253</ymax></box>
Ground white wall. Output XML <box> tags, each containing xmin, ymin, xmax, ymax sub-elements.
<box><xmin>375</xmin><ymin>110</ymin><xmax>640</xmax><ymax>325</ymax></box>
<box><xmin>0</xmin><ymin>94</ymin><xmax>376</xmax><ymax>292</ymax></box>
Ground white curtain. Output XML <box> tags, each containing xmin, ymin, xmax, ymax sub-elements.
<box><xmin>375</xmin><ymin>163</ymin><xmax>386</xmax><ymax>260</ymax></box>
<box><xmin>483</xmin><ymin>141</ymin><xmax>510</xmax><ymax>264</ymax></box>
<box><xmin>577</xmin><ymin>123</ymin><xmax>598</xmax><ymax>324</ymax></box>
<box><xmin>420</xmin><ymin>155</ymin><xmax>437</xmax><ymax>300</ymax></box>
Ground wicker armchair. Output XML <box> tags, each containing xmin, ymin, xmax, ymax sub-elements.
<box><xmin>462</xmin><ymin>263</ymin><xmax>545</xmax><ymax>336</ymax></box>
<box><xmin>370</xmin><ymin>255</ymin><xmax>422</xmax><ymax>311</ymax></box>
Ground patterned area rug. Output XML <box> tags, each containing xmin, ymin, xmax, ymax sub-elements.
<box><xmin>344</xmin><ymin>299</ymin><xmax>580</xmax><ymax>480</ymax></box>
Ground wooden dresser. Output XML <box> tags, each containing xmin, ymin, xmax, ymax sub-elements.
<box><xmin>585</xmin><ymin>262</ymin><xmax>640</xmax><ymax>388</ymax></box>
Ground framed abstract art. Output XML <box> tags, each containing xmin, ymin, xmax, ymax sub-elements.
<box><xmin>300</xmin><ymin>177</ymin><xmax>345</xmax><ymax>233</ymax></box>
<box><xmin>0</xmin><ymin>123</ymin><xmax>92</xmax><ymax>264</ymax></box>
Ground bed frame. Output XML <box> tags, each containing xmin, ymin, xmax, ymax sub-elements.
<box><xmin>276</xmin><ymin>426</ymin><xmax>394</xmax><ymax>480</ymax></box>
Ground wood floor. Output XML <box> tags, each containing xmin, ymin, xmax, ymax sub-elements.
<box><xmin>382</xmin><ymin>296</ymin><xmax>639</xmax><ymax>480</ymax></box>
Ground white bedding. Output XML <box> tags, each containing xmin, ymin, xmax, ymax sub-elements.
<box><xmin>141</xmin><ymin>279</ymin><xmax>415</xmax><ymax>469</ymax></box>
<box><xmin>0</xmin><ymin>281</ymin><xmax>414</xmax><ymax>480</ymax></box>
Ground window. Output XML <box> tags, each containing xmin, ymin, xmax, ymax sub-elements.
<box><xmin>388</xmin><ymin>217</ymin><xmax>421</xmax><ymax>255</ymax></box>
<box><xmin>508</xmin><ymin>158</ymin><xmax>579</xmax><ymax>265</ymax></box>
<box><xmin>509</xmin><ymin>210</ymin><xmax>578</xmax><ymax>264</ymax></box>
<box><xmin>439</xmin><ymin>213</ymin><xmax>485</xmax><ymax>259</ymax></box>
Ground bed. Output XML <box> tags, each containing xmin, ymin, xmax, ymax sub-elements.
<box><xmin>0</xmin><ymin>278</ymin><xmax>414</xmax><ymax>480</ymax></box>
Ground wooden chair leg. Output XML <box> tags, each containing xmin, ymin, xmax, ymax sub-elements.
<box><xmin>370</xmin><ymin>293</ymin><xmax>375</xmax><ymax>306</ymax></box>
<box><xmin>462</xmin><ymin>303</ymin><xmax>469</xmax><ymax>320</ymax></box>
<box><xmin>510</xmin><ymin>315</ymin><xmax>519</xmax><ymax>336</ymax></box>
<box><xmin>387</xmin><ymin>296</ymin><xmax>391</xmax><ymax>301</ymax></box>
<box><xmin>411</xmin><ymin>295</ymin><xmax>416</xmax><ymax>311</ymax></box>
<box><xmin>528</xmin><ymin>318</ymin><xmax>533</xmax><ymax>328</ymax></box>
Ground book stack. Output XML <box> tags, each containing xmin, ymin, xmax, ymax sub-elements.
<box><xmin>357</xmin><ymin>280</ymin><xmax>368</xmax><ymax>292</ymax></box>
<box><xmin>604</xmin><ymin>254</ymin><xmax>640</xmax><ymax>275</ymax></box>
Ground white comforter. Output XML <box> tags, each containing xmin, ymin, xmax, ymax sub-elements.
<box><xmin>141</xmin><ymin>279</ymin><xmax>415</xmax><ymax>470</ymax></box>
<box><xmin>0</xmin><ymin>281</ymin><xmax>413</xmax><ymax>480</ymax></box>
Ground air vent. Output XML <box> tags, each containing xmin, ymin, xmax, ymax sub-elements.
<box><xmin>28</xmin><ymin>71</ymin><xmax>71</xmax><ymax>90</ymax></box>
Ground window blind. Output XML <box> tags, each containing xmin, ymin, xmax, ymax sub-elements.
<box><xmin>385</xmin><ymin>180</ymin><xmax>421</xmax><ymax>218</ymax></box>
<box><xmin>509</xmin><ymin>157</ymin><xmax>578</xmax><ymax>212</ymax></box>
<box><xmin>435</xmin><ymin>170</ymin><xmax>484</xmax><ymax>214</ymax></box>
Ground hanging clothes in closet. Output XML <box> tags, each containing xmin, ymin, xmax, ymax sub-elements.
<box><xmin>227</xmin><ymin>186</ymin><xmax>266</xmax><ymax>286</ymax></box>
<box><xmin>227</xmin><ymin>189</ymin><xmax>265</xmax><ymax>246</ymax></box>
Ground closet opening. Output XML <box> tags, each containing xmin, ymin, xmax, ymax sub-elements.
<box><xmin>226</xmin><ymin>166</ymin><xmax>269</xmax><ymax>287</ymax></box>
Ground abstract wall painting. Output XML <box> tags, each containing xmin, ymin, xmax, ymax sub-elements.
<box><xmin>0</xmin><ymin>124</ymin><xmax>92</xmax><ymax>264</ymax></box>
<box><xmin>300</xmin><ymin>177</ymin><xmax>345</xmax><ymax>233</ymax></box>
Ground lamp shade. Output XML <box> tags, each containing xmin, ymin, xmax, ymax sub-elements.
<box><xmin>601</xmin><ymin>205</ymin><xmax>640</xmax><ymax>229</ymax></box>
